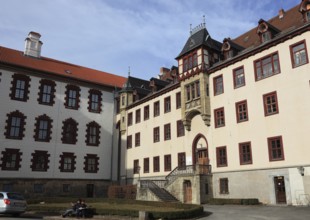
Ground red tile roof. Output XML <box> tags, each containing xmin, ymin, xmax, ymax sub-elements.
<box><xmin>233</xmin><ymin>5</ymin><xmax>304</xmax><ymax>49</ymax></box>
<box><xmin>0</xmin><ymin>46</ymin><xmax>126</xmax><ymax>88</ymax></box>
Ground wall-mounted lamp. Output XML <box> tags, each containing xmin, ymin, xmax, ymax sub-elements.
<box><xmin>297</xmin><ymin>166</ymin><xmax>305</xmax><ymax>176</ymax></box>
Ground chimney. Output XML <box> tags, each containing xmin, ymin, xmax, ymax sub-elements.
<box><xmin>279</xmin><ymin>9</ymin><xmax>285</xmax><ymax>19</ymax></box>
<box><xmin>24</xmin><ymin>31</ymin><xmax>43</xmax><ymax>58</ymax></box>
<box><xmin>159</xmin><ymin>67</ymin><xmax>170</xmax><ymax>80</ymax></box>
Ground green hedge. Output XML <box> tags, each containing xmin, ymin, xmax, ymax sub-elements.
<box><xmin>208</xmin><ymin>198</ymin><xmax>259</xmax><ymax>205</ymax></box>
<box><xmin>27</xmin><ymin>198</ymin><xmax>204</xmax><ymax>219</ymax></box>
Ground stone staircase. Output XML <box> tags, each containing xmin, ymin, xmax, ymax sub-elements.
<box><xmin>139</xmin><ymin>165</ymin><xmax>211</xmax><ymax>203</ymax></box>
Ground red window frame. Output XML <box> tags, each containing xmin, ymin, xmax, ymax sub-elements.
<box><xmin>176</xmin><ymin>92</ymin><xmax>181</xmax><ymax>109</ymax></box>
<box><xmin>144</xmin><ymin>105</ymin><xmax>149</xmax><ymax>120</ymax></box>
<box><xmin>136</xmin><ymin>109</ymin><xmax>141</xmax><ymax>123</ymax></box>
<box><xmin>214</xmin><ymin>107</ymin><xmax>225</xmax><ymax>128</ymax></box>
<box><xmin>239</xmin><ymin>142</ymin><xmax>252</xmax><ymax>165</ymax></box>
<box><xmin>213</xmin><ymin>75</ymin><xmax>224</xmax><ymax>96</ymax></box>
<box><xmin>176</xmin><ymin>120</ymin><xmax>185</xmax><ymax>137</ymax></box>
<box><xmin>154</xmin><ymin>101</ymin><xmax>160</xmax><ymax>117</ymax></box>
<box><xmin>164</xmin><ymin>154</ymin><xmax>172</xmax><ymax>172</ymax></box>
<box><xmin>178</xmin><ymin>152</ymin><xmax>186</xmax><ymax>168</ymax></box>
<box><xmin>143</xmin><ymin>158</ymin><xmax>149</xmax><ymax>173</ymax></box>
<box><xmin>135</xmin><ymin>132</ymin><xmax>140</xmax><ymax>147</ymax></box>
<box><xmin>219</xmin><ymin>178</ymin><xmax>229</xmax><ymax>194</ymax></box>
<box><xmin>164</xmin><ymin>97</ymin><xmax>171</xmax><ymax>113</ymax></box>
<box><xmin>127</xmin><ymin>112</ymin><xmax>133</xmax><ymax>126</ymax></box>
<box><xmin>164</xmin><ymin>123</ymin><xmax>171</xmax><ymax>141</ymax></box>
<box><xmin>268</xmin><ymin>136</ymin><xmax>284</xmax><ymax>161</ymax></box>
<box><xmin>290</xmin><ymin>40</ymin><xmax>308</xmax><ymax>68</ymax></box>
<box><xmin>127</xmin><ymin>135</ymin><xmax>132</xmax><ymax>149</ymax></box>
<box><xmin>235</xmin><ymin>100</ymin><xmax>248</xmax><ymax>123</ymax></box>
<box><xmin>153</xmin><ymin>156</ymin><xmax>160</xmax><ymax>172</ymax></box>
<box><xmin>254</xmin><ymin>52</ymin><xmax>280</xmax><ymax>81</ymax></box>
<box><xmin>233</xmin><ymin>66</ymin><xmax>245</xmax><ymax>88</ymax></box>
<box><xmin>263</xmin><ymin>91</ymin><xmax>279</xmax><ymax>116</ymax></box>
<box><xmin>153</xmin><ymin>127</ymin><xmax>160</xmax><ymax>143</ymax></box>
<box><xmin>216</xmin><ymin>146</ymin><xmax>227</xmax><ymax>167</ymax></box>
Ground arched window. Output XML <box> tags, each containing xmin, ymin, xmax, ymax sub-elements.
<box><xmin>5</xmin><ymin>110</ymin><xmax>26</xmax><ymax>139</ymax></box>
<box><xmin>85</xmin><ymin>121</ymin><xmax>101</xmax><ymax>146</ymax></box>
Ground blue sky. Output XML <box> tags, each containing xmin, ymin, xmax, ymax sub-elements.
<box><xmin>0</xmin><ymin>0</ymin><xmax>300</xmax><ymax>79</ymax></box>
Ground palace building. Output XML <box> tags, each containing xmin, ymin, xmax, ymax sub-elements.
<box><xmin>1</xmin><ymin>1</ymin><xmax>310</xmax><ymax>205</ymax></box>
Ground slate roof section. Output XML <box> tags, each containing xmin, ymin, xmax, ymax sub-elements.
<box><xmin>0</xmin><ymin>46</ymin><xmax>126</xmax><ymax>88</ymax></box>
<box><xmin>176</xmin><ymin>27</ymin><xmax>222</xmax><ymax>59</ymax></box>
<box><xmin>120</xmin><ymin>76</ymin><xmax>151</xmax><ymax>92</ymax></box>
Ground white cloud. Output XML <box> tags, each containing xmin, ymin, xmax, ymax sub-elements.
<box><xmin>0</xmin><ymin>0</ymin><xmax>300</xmax><ymax>79</ymax></box>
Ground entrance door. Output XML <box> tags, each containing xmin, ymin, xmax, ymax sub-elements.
<box><xmin>197</xmin><ymin>149</ymin><xmax>209</xmax><ymax>174</ymax></box>
<box><xmin>183</xmin><ymin>181</ymin><xmax>192</xmax><ymax>203</ymax></box>
<box><xmin>86</xmin><ymin>184</ymin><xmax>94</xmax><ymax>198</ymax></box>
<box><xmin>274</xmin><ymin>176</ymin><xmax>286</xmax><ymax>204</ymax></box>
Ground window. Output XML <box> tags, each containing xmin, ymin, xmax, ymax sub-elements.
<box><xmin>239</xmin><ymin>142</ymin><xmax>252</xmax><ymax>165</ymax></box>
<box><xmin>64</xmin><ymin>85</ymin><xmax>80</xmax><ymax>109</ymax></box>
<box><xmin>135</xmin><ymin>132</ymin><xmax>140</xmax><ymax>147</ymax></box>
<box><xmin>133</xmin><ymin>160</ymin><xmax>139</xmax><ymax>174</ymax></box>
<box><xmin>34</xmin><ymin>114</ymin><xmax>52</xmax><ymax>142</ymax></box>
<box><xmin>213</xmin><ymin>75</ymin><xmax>223</xmax><ymax>95</ymax></box>
<box><xmin>219</xmin><ymin>178</ymin><xmax>229</xmax><ymax>194</ymax></box>
<box><xmin>185</xmin><ymin>81</ymin><xmax>200</xmax><ymax>101</ymax></box>
<box><xmin>85</xmin><ymin>121</ymin><xmax>101</xmax><ymax>146</ymax></box>
<box><xmin>63</xmin><ymin>184</ymin><xmax>71</xmax><ymax>193</ymax></box>
<box><xmin>176</xmin><ymin>120</ymin><xmax>185</xmax><ymax>137</ymax></box>
<box><xmin>153</xmin><ymin>156</ymin><xmax>160</xmax><ymax>172</ymax></box>
<box><xmin>164</xmin><ymin>155</ymin><xmax>171</xmax><ymax>172</ymax></box>
<box><xmin>136</xmin><ymin>109</ymin><xmax>141</xmax><ymax>123</ymax></box>
<box><xmin>144</xmin><ymin>105</ymin><xmax>149</xmax><ymax>120</ymax></box>
<box><xmin>153</xmin><ymin>127</ymin><xmax>160</xmax><ymax>143</ymax></box>
<box><xmin>0</xmin><ymin>148</ymin><xmax>22</xmax><ymax>171</ymax></box>
<box><xmin>88</xmin><ymin>89</ymin><xmax>102</xmax><ymax>113</ymax></box>
<box><xmin>290</xmin><ymin>40</ymin><xmax>308</xmax><ymax>68</ymax></box>
<box><xmin>216</xmin><ymin>146</ymin><xmax>227</xmax><ymax>167</ymax></box>
<box><xmin>164</xmin><ymin>123</ymin><xmax>171</xmax><ymax>141</ymax></box>
<box><xmin>176</xmin><ymin>92</ymin><xmax>181</xmax><ymax>109</ymax></box>
<box><xmin>34</xmin><ymin>184</ymin><xmax>44</xmax><ymax>193</ymax></box>
<box><xmin>214</xmin><ymin>107</ymin><xmax>225</xmax><ymax>128</ymax></box>
<box><xmin>263</xmin><ymin>91</ymin><xmax>279</xmax><ymax>116</ymax></box>
<box><xmin>307</xmin><ymin>11</ymin><xmax>310</xmax><ymax>22</ymax></box>
<box><xmin>127</xmin><ymin>135</ymin><xmax>132</xmax><ymax>149</ymax></box>
<box><xmin>127</xmin><ymin>112</ymin><xmax>133</xmax><ymax>126</ymax></box>
<box><xmin>254</xmin><ymin>52</ymin><xmax>280</xmax><ymax>80</ymax></box>
<box><xmin>38</xmin><ymin>79</ymin><xmax>56</xmax><ymax>105</ymax></box>
<box><xmin>10</xmin><ymin>74</ymin><xmax>30</xmax><ymax>101</ymax></box>
<box><xmin>183</xmin><ymin>52</ymin><xmax>198</xmax><ymax>72</ymax></box>
<box><xmin>164</xmin><ymin>97</ymin><xmax>171</xmax><ymax>113</ymax></box>
<box><xmin>154</xmin><ymin>101</ymin><xmax>160</xmax><ymax>117</ymax></box>
<box><xmin>235</xmin><ymin>100</ymin><xmax>248</xmax><ymax>123</ymax></box>
<box><xmin>61</xmin><ymin>118</ymin><xmax>78</xmax><ymax>144</ymax></box>
<box><xmin>84</xmin><ymin>154</ymin><xmax>99</xmax><ymax>173</ymax></box>
<box><xmin>59</xmin><ymin>153</ymin><xmax>76</xmax><ymax>172</ymax></box>
<box><xmin>178</xmin><ymin>152</ymin><xmax>186</xmax><ymax>168</ymax></box>
<box><xmin>30</xmin><ymin>150</ymin><xmax>50</xmax><ymax>171</ymax></box>
<box><xmin>261</xmin><ymin>32</ymin><xmax>271</xmax><ymax>43</ymax></box>
<box><xmin>144</xmin><ymin>158</ymin><xmax>149</xmax><ymax>173</ymax></box>
<box><xmin>268</xmin><ymin>136</ymin><xmax>284</xmax><ymax>161</ymax></box>
<box><xmin>116</xmin><ymin>98</ymin><xmax>120</xmax><ymax>114</ymax></box>
<box><xmin>5</xmin><ymin>111</ymin><xmax>26</xmax><ymax>140</ymax></box>
<box><xmin>233</xmin><ymin>66</ymin><xmax>245</xmax><ymax>88</ymax></box>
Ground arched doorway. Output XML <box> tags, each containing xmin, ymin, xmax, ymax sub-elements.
<box><xmin>192</xmin><ymin>134</ymin><xmax>209</xmax><ymax>174</ymax></box>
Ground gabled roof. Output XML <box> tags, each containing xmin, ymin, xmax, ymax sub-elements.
<box><xmin>0</xmin><ymin>46</ymin><xmax>126</xmax><ymax>88</ymax></box>
<box><xmin>176</xmin><ymin>27</ymin><xmax>222</xmax><ymax>59</ymax></box>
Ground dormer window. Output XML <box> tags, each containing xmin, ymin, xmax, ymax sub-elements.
<box><xmin>258</xmin><ymin>22</ymin><xmax>271</xmax><ymax>43</ymax></box>
<box><xmin>222</xmin><ymin>40</ymin><xmax>234</xmax><ymax>60</ymax></box>
<box><xmin>257</xmin><ymin>20</ymin><xmax>280</xmax><ymax>44</ymax></box>
<box><xmin>299</xmin><ymin>0</ymin><xmax>310</xmax><ymax>22</ymax></box>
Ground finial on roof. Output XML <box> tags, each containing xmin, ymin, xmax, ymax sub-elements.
<box><xmin>190</xmin><ymin>24</ymin><xmax>192</xmax><ymax>35</ymax></box>
<box><xmin>203</xmin><ymin>15</ymin><xmax>206</xmax><ymax>28</ymax></box>
<box><xmin>128</xmin><ymin>66</ymin><xmax>131</xmax><ymax>77</ymax></box>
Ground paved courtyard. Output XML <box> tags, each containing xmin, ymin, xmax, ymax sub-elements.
<box><xmin>200</xmin><ymin>204</ymin><xmax>310</xmax><ymax>220</ymax></box>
